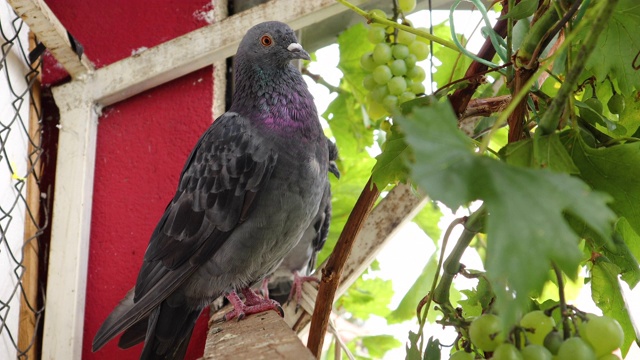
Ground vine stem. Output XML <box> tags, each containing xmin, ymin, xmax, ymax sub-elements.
<box><xmin>538</xmin><ymin>0</ymin><xmax>620</xmax><ymax>134</ymax></box>
<box><xmin>307</xmin><ymin>178</ymin><xmax>380</xmax><ymax>357</ymax></box>
<box><xmin>552</xmin><ymin>263</ymin><xmax>571</xmax><ymax>340</ymax></box>
<box><xmin>335</xmin><ymin>0</ymin><xmax>460</xmax><ymax>51</ymax></box>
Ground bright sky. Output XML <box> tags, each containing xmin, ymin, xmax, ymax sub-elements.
<box><xmin>303</xmin><ymin>8</ymin><xmax>640</xmax><ymax>360</ymax></box>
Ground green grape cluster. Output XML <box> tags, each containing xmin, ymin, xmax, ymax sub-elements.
<box><xmin>360</xmin><ymin>9</ymin><xmax>429</xmax><ymax>118</ymax></box>
<box><xmin>450</xmin><ymin>311</ymin><xmax>624</xmax><ymax>360</ymax></box>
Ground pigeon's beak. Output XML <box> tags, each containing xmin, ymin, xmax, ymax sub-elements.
<box><xmin>287</xmin><ymin>43</ymin><xmax>311</xmax><ymax>60</ymax></box>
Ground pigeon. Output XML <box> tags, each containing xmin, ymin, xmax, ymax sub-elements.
<box><xmin>92</xmin><ymin>21</ymin><xmax>329</xmax><ymax>360</ymax></box>
<box><xmin>265</xmin><ymin>138</ymin><xmax>339</xmax><ymax>306</ymax></box>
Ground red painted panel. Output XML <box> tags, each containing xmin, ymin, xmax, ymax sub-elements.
<box><xmin>43</xmin><ymin>1</ymin><xmax>217</xmax><ymax>359</ymax></box>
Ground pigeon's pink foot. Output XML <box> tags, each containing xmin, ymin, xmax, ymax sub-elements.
<box><xmin>289</xmin><ymin>271</ymin><xmax>320</xmax><ymax>305</ymax></box>
<box><xmin>224</xmin><ymin>288</ymin><xmax>283</xmax><ymax>321</ymax></box>
<box><xmin>259</xmin><ymin>278</ymin><xmax>271</xmax><ymax>300</ymax></box>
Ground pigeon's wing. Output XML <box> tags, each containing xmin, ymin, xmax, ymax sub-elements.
<box><xmin>92</xmin><ymin>112</ymin><xmax>277</xmax><ymax>351</ymax></box>
<box><xmin>307</xmin><ymin>182</ymin><xmax>332</xmax><ymax>272</ymax></box>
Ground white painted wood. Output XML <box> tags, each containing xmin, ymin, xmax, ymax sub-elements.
<box><xmin>41</xmin><ymin>87</ymin><xmax>99</xmax><ymax>360</ymax></box>
<box><xmin>7</xmin><ymin>0</ymin><xmax>94</xmax><ymax>79</ymax></box>
<box><xmin>212</xmin><ymin>0</ymin><xmax>228</xmax><ymax>119</ymax></box>
<box><xmin>54</xmin><ymin>0</ymin><xmax>368</xmax><ymax>107</ymax></box>
<box><xmin>282</xmin><ymin>183</ymin><xmax>428</xmax><ymax>333</ymax></box>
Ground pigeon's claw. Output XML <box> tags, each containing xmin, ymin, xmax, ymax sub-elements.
<box><xmin>288</xmin><ymin>271</ymin><xmax>320</xmax><ymax>306</ymax></box>
<box><xmin>223</xmin><ymin>288</ymin><xmax>284</xmax><ymax>321</ymax></box>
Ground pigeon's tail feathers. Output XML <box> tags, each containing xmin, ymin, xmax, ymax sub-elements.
<box><xmin>139</xmin><ymin>301</ymin><xmax>201</xmax><ymax>360</ymax></box>
<box><xmin>117</xmin><ymin>317</ymin><xmax>148</xmax><ymax>349</ymax></box>
<box><xmin>92</xmin><ymin>288</ymin><xmax>137</xmax><ymax>352</ymax></box>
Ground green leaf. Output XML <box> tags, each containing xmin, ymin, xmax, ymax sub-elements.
<box><xmin>372</xmin><ymin>124</ymin><xmax>411</xmax><ymax>188</ymax></box>
<box><xmin>590</xmin><ymin>259</ymin><xmax>640</xmax><ymax>357</ymax></box>
<box><xmin>603</xmin><ymin>226</ymin><xmax>640</xmax><ymax>287</ymax></box>
<box><xmin>337</xmin><ymin>23</ymin><xmax>375</xmax><ymax>103</ymax></box>
<box><xmin>432</xmin><ymin>22</ymin><xmax>472</xmax><ymax>91</ymax></box>
<box><xmin>619</xmin><ymin>92</ymin><xmax>640</xmax><ymax>136</ymax></box>
<box><xmin>459</xmin><ymin>276</ymin><xmax>493</xmax><ymax>318</ymax></box>
<box><xmin>361</xmin><ymin>335</ymin><xmax>402</xmax><ymax>358</ymax></box>
<box><xmin>324</xmin><ymin>92</ymin><xmax>374</xmax><ymax>156</ymax></box>
<box><xmin>406</xmin><ymin>331</ymin><xmax>422</xmax><ymax>360</ymax></box>
<box><xmin>337</xmin><ymin>271</ymin><xmax>393</xmax><ymax>320</ymax></box>
<box><xmin>424</xmin><ymin>336</ymin><xmax>441</xmax><ymax>360</ymax></box>
<box><xmin>617</xmin><ymin>217</ymin><xmax>640</xmax><ymax>264</ymax></box>
<box><xmin>499</xmin><ymin>132</ymin><xmax>580</xmax><ymax>174</ymax></box>
<box><xmin>412</xmin><ymin>201</ymin><xmax>443</xmax><ymax>242</ymax></box>
<box><xmin>574</xmin><ymin>100</ymin><xmax>626</xmax><ymax>136</ymax></box>
<box><xmin>388</xmin><ymin>253</ymin><xmax>439</xmax><ymax>324</ymax></box>
<box><xmin>583</xmin><ymin>0</ymin><xmax>640</xmax><ymax>94</ymax></box>
<box><xmin>563</xmin><ymin>134</ymin><xmax>640</xmax><ymax>239</ymax></box>
<box><xmin>397</xmin><ymin>99</ymin><xmax>616</xmax><ymax>324</ymax></box>
<box><xmin>499</xmin><ymin>0</ymin><xmax>538</xmax><ymax>20</ymax></box>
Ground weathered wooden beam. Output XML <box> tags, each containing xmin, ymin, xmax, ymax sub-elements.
<box><xmin>7</xmin><ymin>0</ymin><xmax>94</xmax><ymax>79</ymax></box>
<box><xmin>204</xmin><ymin>311</ymin><xmax>315</xmax><ymax>359</ymax></box>
<box><xmin>41</xmin><ymin>87</ymin><xmax>99</xmax><ymax>360</ymax></box>
<box><xmin>54</xmin><ymin>0</ymin><xmax>368</xmax><ymax>107</ymax></box>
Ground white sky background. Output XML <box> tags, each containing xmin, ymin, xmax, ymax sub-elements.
<box><xmin>304</xmin><ymin>8</ymin><xmax>640</xmax><ymax>360</ymax></box>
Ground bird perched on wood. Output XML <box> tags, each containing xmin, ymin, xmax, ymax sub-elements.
<box><xmin>92</xmin><ymin>21</ymin><xmax>329</xmax><ymax>360</ymax></box>
<box><xmin>266</xmin><ymin>138</ymin><xmax>339</xmax><ymax>306</ymax></box>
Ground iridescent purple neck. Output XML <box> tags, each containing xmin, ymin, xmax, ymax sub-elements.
<box><xmin>230</xmin><ymin>62</ymin><xmax>321</xmax><ymax>139</ymax></box>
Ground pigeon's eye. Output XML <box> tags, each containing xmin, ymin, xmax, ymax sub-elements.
<box><xmin>260</xmin><ymin>35</ymin><xmax>273</xmax><ymax>47</ymax></box>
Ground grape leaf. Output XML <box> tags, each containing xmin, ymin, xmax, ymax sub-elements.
<box><xmin>397</xmin><ymin>99</ymin><xmax>615</xmax><ymax>325</ymax></box>
<box><xmin>563</xmin><ymin>134</ymin><xmax>640</xmax><ymax>240</ymax></box>
<box><xmin>618</xmin><ymin>92</ymin><xmax>640</xmax><ymax>136</ymax></box>
<box><xmin>590</xmin><ymin>259</ymin><xmax>640</xmax><ymax>357</ymax></box>
<box><xmin>406</xmin><ymin>331</ymin><xmax>422</xmax><ymax>360</ymax></box>
<box><xmin>323</xmin><ymin>92</ymin><xmax>374</xmax><ymax>156</ymax></box>
<box><xmin>583</xmin><ymin>0</ymin><xmax>640</xmax><ymax>94</ymax></box>
<box><xmin>336</xmin><ymin>271</ymin><xmax>393</xmax><ymax>320</ymax></box>
<box><xmin>412</xmin><ymin>201</ymin><xmax>443</xmax><ymax>242</ymax></box>
<box><xmin>361</xmin><ymin>335</ymin><xmax>402</xmax><ymax>358</ymax></box>
<box><xmin>371</xmin><ymin>124</ymin><xmax>410</xmax><ymax>188</ymax></box>
<box><xmin>459</xmin><ymin>276</ymin><xmax>493</xmax><ymax>318</ymax></box>
<box><xmin>337</xmin><ymin>23</ymin><xmax>374</xmax><ymax>104</ymax></box>
<box><xmin>617</xmin><ymin>217</ymin><xmax>640</xmax><ymax>264</ymax></box>
<box><xmin>387</xmin><ymin>253</ymin><xmax>439</xmax><ymax>324</ymax></box>
<box><xmin>424</xmin><ymin>337</ymin><xmax>441</xmax><ymax>360</ymax></box>
<box><xmin>499</xmin><ymin>132</ymin><xmax>580</xmax><ymax>174</ymax></box>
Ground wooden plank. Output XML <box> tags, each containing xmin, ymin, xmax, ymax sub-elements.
<box><xmin>204</xmin><ymin>310</ymin><xmax>315</xmax><ymax>359</ymax></box>
<box><xmin>41</xmin><ymin>87</ymin><xmax>98</xmax><ymax>360</ymax></box>
<box><xmin>7</xmin><ymin>0</ymin><xmax>94</xmax><ymax>79</ymax></box>
<box><xmin>54</xmin><ymin>0</ymin><xmax>368</xmax><ymax>107</ymax></box>
<box><xmin>17</xmin><ymin>31</ymin><xmax>42</xmax><ymax>360</ymax></box>
<box><xmin>282</xmin><ymin>183</ymin><xmax>428</xmax><ymax>333</ymax></box>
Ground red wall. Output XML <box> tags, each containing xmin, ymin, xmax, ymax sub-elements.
<box><xmin>43</xmin><ymin>1</ymin><xmax>217</xmax><ymax>358</ymax></box>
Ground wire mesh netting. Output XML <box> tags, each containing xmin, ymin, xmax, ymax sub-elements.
<box><xmin>1</xmin><ymin>6</ymin><xmax>46</xmax><ymax>360</ymax></box>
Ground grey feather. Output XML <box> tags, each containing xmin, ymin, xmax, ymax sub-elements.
<box><xmin>92</xmin><ymin>21</ymin><xmax>327</xmax><ymax>360</ymax></box>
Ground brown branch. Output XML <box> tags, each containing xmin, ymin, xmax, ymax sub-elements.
<box><xmin>306</xmin><ymin>178</ymin><xmax>380</xmax><ymax>357</ymax></box>
<box><xmin>507</xmin><ymin>67</ymin><xmax>535</xmax><ymax>142</ymax></box>
<box><xmin>448</xmin><ymin>17</ymin><xmax>509</xmax><ymax>116</ymax></box>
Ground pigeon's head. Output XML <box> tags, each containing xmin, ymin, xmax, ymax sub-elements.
<box><xmin>237</xmin><ymin>21</ymin><xmax>311</xmax><ymax>67</ymax></box>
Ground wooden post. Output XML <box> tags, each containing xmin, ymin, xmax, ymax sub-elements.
<box><xmin>204</xmin><ymin>311</ymin><xmax>315</xmax><ymax>359</ymax></box>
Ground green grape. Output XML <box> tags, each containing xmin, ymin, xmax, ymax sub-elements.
<box><xmin>556</xmin><ymin>337</ymin><xmax>596</xmax><ymax>360</ymax></box>
<box><xmin>392</xmin><ymin>44</ymin><xmax>409</xmax><ymax>59</ymax></box>
<box><xmin>520</xmin><ymin>310</ymin><xmax>556</xmax><ymax>346</ymax></box>
<box><xmin>469</xmin><ymin>314</ymin><xmax>504</xmax><ymax>352</ymax></box>
<box><xmin>367</xmin><ymin>99</ymin><xmax>387</xmax><ymax>119</ymax></box>
<box><xmin>492</xmin><ymin>343</ymin><xmax>523</xmax><ymax>360</ymax></box>
<box><xmin>397</xmin><ymin>30</ymin><xmax>417</xmax><ymax>45</ymax></box>
<box><xmin>585</xmin><ymin>97</ymin><xmax>604</xmax><ymax>114</ymax></box>
<box><xmin>407</xmin><ymin>66</ymin><xmax>426</xmax><ymax>82</ymax></box>
<box><xmin>607</xmin><ymin>94</ymin><xmax>625</xmax><ymax>114</ymax></box>
<box><xmin>373</xmin><ymin>65</ymin><xmax>392</xmax><ymax>85</ymax></box>
<box><xmin>399</xmin><ymin>91</ymin><xmax>416</xmax><ymax>104</ymax></box>
<box><xmin>373</xmin><ymin>43</ymin><xmax>393</xmax><ymax>64</ymax></box>
<box><xmin>521</xmin><ymin>344</ymin><xmax>552</xmax><ymax>360</ymax></box>
<box><xmin>584</xmin><ymin>316</ymin><xmax>624</xmax><ymax>357</ymax></box>
<box><xmin>449</xmin><ymin>351</ymin><xmax>474</xmax><ymax>360</ymax></box>
<box><xmin>543</xmin><ymin>330</ymin><xmax>563</xmax><ymax>355</ymax></box>
<box><xmin>405</xmin><ymin>53</ymin><xmax>417</xmax><ymax>69</ymax></box>
<box><xmin>598</xmin><ymin>354</ymin><xmax>621</xmax><ymax>360</ymax></box>
<box><xmin>382</xmin><ymin>95</ymin><xmax>398</xmax><ymax>112</ymax></box>
<box><xmin>369</xmin><ymin>9</ymin><xmax>387</xmax><ymax>27</ymax></box>
<box><xmin>370</xmin><ymin>84</ymin><xmax>389</xmax><ymax>102</ymax></box>
<box><xmin>360</xmin><ymin>52</ymin><xmax>377</xmax><ymax>72</ymax></box>
<box><xmin>388</xmin><ymin>76</ymin><xmax>407</xmax><ymax>95</ymax></box>
<box><xmin>390</xmin><ymin>59</ymin><xmax>407</xmax><ymax>76</ymax></box>
<box><xmin>398</xmin><ymin>0</ymin><xmax>417</xmax><ymax>12</ymax></box>
<box><xmin>409</xmin><ymin>41</ymin><xmax>429</xmax><ymax>61</ymax></box>
<box><xmin>410</xmin><ymin>81</ymin><xmax>425</xmax><ymax>94</ymax></box>
<box><xmin>368</xmin><ymin>26</ymin><xmax>386</xmax><ymax>44</ymax></box>
<box><xmin>363</xmin><ymin>74</ymin><xmax>377</xmax><ymax>90</ymax></box>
